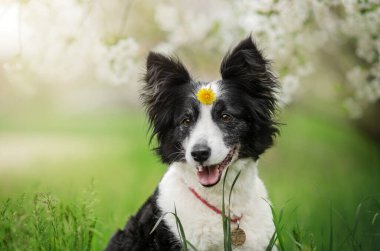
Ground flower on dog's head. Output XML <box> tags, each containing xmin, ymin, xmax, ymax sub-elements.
<box><xmin>196</xmin><ymin>87</ymin><xmax>216</xmax><ymax>105</ymax></box>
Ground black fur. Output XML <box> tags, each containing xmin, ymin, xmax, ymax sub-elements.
<box><xmin>142</xmin><ymin>52</ymin><xmax>196</xmax><ymax>164</ymax></box>
<box><xmin>105</xmin><ymin>189</ymin><xmax>181</xmax><ymax>251</ymax></box>
<box><xmin>105</xmin><ymin>36</ymin><xmax>279</xmax><ymax>250</ymax></box>
<box><xmin>219</xmin><ymin>36</ymin><xmax>279</xmax><ymax>159</ymax></box>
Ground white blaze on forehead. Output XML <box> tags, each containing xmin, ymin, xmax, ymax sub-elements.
<box><xmin>184</xmin><ymin>80</ymin><xmax>229</xmax><ymax>167</ymax></box>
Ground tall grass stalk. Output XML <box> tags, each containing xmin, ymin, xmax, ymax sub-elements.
<box><xmin>0</xmin><ymin>184</ymin><xmax>98</xmax><ymax>251</ymax></box>
<box><xmin>150</xmin><ymin>208</ymin><xmax>198</xmax><ymax>251</ymax></box>
<box><xmin>222</xmin><ymin>167</ymin><xmax>241</xmax><ymax>251</ymax></box>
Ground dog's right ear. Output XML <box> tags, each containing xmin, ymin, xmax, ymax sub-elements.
<box><xmin>141</xmin><ymin>52</ymin><xmax>191</xmax><ymax>145</ymax></box>
<box><xmin>144</xmin><ymin>51</ymin><xmax>191</xmax><ymax>91</ymax></box>
<box><xmin>142</xmin><ymin>52</ymin><xmax>191</xmax><ymax>108</ymax></box>
<box><xmin>142</xmin><ymin>51</ymin><xmax>191</xmax><ymax>113</ymax></box>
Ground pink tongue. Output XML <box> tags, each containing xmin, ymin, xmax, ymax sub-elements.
<box><xmin>197</xmin><ymin>166</ymin><xmax>220</xmax><ymax>186</ymax></box>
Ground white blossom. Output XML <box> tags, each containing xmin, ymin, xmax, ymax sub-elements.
<box><xmin>279</xmin><ymin>75</ymin><xmax>300</xmax><ymax>106</ymax></box>
<box><xmin>155</xmin><ymin>4</ymin><xmax>179</xmax><ymax>33</ymax></box>
<box><xmin>98</xmin><ymin>38</ymin><xmax>140</xmax><ymax>85</ymax></box>
<box><xmin>153</xmin><ymin>42</ymin><xmax>175</xmax><ymax>55</ymax></box>
<box><xmin>344</xmin><ymin>98</ymin><xmax>363</xmax><ymax>119</ymax></box>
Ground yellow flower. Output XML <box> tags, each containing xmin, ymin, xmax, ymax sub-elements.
<box><xmin>196</xmin><ymin>87</ymin><xmax>216</xmax><ymax>105</ymax></box>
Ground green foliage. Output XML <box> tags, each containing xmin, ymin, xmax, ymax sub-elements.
<box><xmin>266</xmin><ymin>196</ymin><xmax>380</xmax><ymax>251</ymax></box>
<box><xmin>0</xmin><ymin>184</ymin><xmax>97</xmax><ymax>251</ymax></box>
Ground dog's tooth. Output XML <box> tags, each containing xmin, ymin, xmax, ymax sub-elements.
<box><xmin>198</xmin><ymin>165</ymin><xmax>204</xmax><ymax>172</ymax></box>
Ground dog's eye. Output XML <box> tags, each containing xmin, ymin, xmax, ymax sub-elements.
<box><xmin>221</xmin><ymin>113</ymin><xmax>233</xmax><ymax>123</ymax></box>
<box><xmin>181</xmin><ymin>118</ymin><xmax>192</xmax><ymax>127</ymax></box>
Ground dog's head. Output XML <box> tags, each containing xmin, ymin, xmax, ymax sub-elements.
<box><xmin>142</xmin><ymin>36</ymin><xmax>278</xmax><ymax>187</ymax></box>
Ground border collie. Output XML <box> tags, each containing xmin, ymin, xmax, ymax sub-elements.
<box><xmin>106</xmin><ymin>36</ymin><xmax>279</xmax><ymax>251</ymax></box>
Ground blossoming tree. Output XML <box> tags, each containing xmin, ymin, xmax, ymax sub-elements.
<box><xmin>1</xmin><ymin>0</ymin><xmax>379</xmax><ymax>121</ymax></box>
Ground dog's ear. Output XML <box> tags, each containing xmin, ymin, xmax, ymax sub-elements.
<box><xmin>142</xmin><ymin>51</ymin><xmax>191</xmax><ymax>115</ymax></box>
<box><xmin>220</xmin><ymin>36</ymin><xmax>276</xmax><ymax>92</ymax></box>
<box><xmin>220</xmin><ymin>36</ymin><xmax>278</xmax><ymax>110</ymax></box>
<box><xmin>141</xmin><ymin>52</ymin><xmax>192</xmax><ymax>158</ymax></box>
<box><xmin>220</xmin><ymin>36</ymin><xmax>279</xmax><ymax>158</ymax></box>
<box><xmin>145</xmin><ymin>52</ymin><xmax>191</xmax><ymax>89</ymax></box>
<box><xmin>142</xmin><ymin>52</ymin><xmax>191</xmax><ymax>107</ymax></box>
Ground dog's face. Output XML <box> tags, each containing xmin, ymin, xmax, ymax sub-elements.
<box><xmin>142</xmin><ymin>37</ymin><xmax>278</xmax><ymax>187</ymax></box>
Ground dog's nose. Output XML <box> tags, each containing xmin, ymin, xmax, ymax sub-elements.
<box><xmin>191</xmin><ymin>144</ymin><xmax>211</xmax><ymax>163</ymax></box>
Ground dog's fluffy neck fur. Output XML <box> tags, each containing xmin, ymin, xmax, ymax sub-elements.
<box><xmin>158</xmin><ymin>159</ymin><xmax>274</xmax><ymax>251</ymax></box>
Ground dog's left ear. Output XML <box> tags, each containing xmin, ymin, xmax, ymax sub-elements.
<box><xmin>220</xmin><ymin>36</ymin><xmax>278</xmax><ymax>111</ymax></box>
<box><xmin>220</xmin><ymin>36</ymin><xmax>277</xmax><ymax>96</ymax></box>
<box><xmin>220</xmin><ymin>36</ymin><xmax>279</xmax><ymax>157</ymax></box>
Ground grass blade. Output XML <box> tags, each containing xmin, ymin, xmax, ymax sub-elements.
<box><xmin>149</xmin><ymin>212</ymin><xmax>170</xmax><ymax>235</ymax></box>
<box><xmin>228</xmin><ymin>171</ymin><xmax>241</xmax><ymax>213</ymax></box>
<box><xmin>372</xmin><ymin>212</ymin><xmax>379</xmax><ymax>225</ymax></box>
<box><xmin>221</xmin><ymin>167</ymin><xmax>241</xmax><ymax>251</ymax></box>
<box><xmin>228</xmin><ymin>170</ymin><xmax>241</xmax><ymax>248</ymax></box>
<box><xmin>174</xmin><ymin>206</ymin><xmax>188</xmax><ymax>251</ymax></box>
<box><xmin>267</xmin><ymin>202</ymin><xmax>285</xmax><ymax>251</ymax></box>
<box><xmin>329</xmin><ymin>205</ymin><xmax>333</xmax><ymax>251</ymax></box>
<box><xmin>292</xmin><ymin>224</ymin><xmax>303</xmax><ymax>251</ymax></box>
<box><xmin>150</xmin><ymin>208</ymin><xmax>197</xmax><ymax>251</ymax></box>
<box><xmin>266</xmin><ymin>231</ymin><xmax>277</xmax><ymax>251</ymax></box>
<box><xmin>222</xmin><ymin>166</ymin><xmax>230</xmax><ymax>251</ymax></box>
<box><xmin>186</xmin><ymin>240</ymin><xmax>199</xmax><ymax>251</ymax></box>
<box><xmin>287</xmin><ymin>231</ymin><xmax>303</xmax><ymax>250</ymax></box>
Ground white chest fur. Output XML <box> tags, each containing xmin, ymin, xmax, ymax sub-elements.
<box><xmin>157</xmin><ymin>159</ymin><xmax>275</xmax><ymax>251</ymax></box>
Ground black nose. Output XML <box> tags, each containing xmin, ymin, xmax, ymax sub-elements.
<box><xmin>191</xmin><ymin>144</ymin><xmax>211</xmax><ymax>163</ymax></box>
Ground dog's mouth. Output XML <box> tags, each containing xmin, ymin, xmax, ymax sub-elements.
<box><xmin>196</xmin><ymin>148</ymin><xmax>236</xmax><ymax>187</ymax></box>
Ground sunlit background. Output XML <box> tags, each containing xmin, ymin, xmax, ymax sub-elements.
<box><xmin>0</xmin><ymin>0</ymin><xmax>379</xmax><ymax>250</ymax></box>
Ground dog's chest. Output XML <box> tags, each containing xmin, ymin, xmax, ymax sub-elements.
<box><xmin>157</xmin><ymin>167</ymin><xmax>274</xmax><ymax>251</ymax></box>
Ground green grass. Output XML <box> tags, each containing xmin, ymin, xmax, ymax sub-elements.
<box><xmin>1</xmin><ymin>189</ymin><xmax>97</xmax><ymax>251</ymax></box>
<box><xmin>0</xmin><ymin>110</ymin><xmax>164</xmax><ymax>249</ymax></box>
<box><xmin>0</xmin><ymin>106</ymin><xmax>379</xmax><ymax>250</ymax></box>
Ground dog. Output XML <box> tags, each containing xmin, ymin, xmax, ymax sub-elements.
<box><xmin>106</xmin><ymin>36</ymin><xmax>279</xmax><ymax>251</ymax></box>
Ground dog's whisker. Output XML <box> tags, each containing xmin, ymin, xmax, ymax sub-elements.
<box><xmin>166</xmin><ymin>150</ymin><xmax>185</xmax><ymax>161</ymax></box>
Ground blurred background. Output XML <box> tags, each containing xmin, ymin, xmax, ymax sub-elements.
<box><xmin>0</xmin><ymin>0</ymin><xmax>379</xmax><ymax>250</ymax></box>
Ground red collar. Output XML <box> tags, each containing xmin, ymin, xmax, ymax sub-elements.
<box><xmin>188</xmin><ymin>187</ymin><xmax>242</xmax><ymax>223</ymax></box>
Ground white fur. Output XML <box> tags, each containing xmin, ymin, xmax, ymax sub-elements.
<box><xmin>184</xmin><ymin>81</ymin><xmax>228</xmax><ymax>168</ymax></box>
<box><xmin>157</xmin><ymin>159</ymin><xmax>275</xmax><ymax>251</ymax></box>
<box><xmin>184</xmin><ymin>104</ymin><xmax>229</xmax><ymax>168</ymax></box>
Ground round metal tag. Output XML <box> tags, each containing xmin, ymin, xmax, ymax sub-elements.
<box><xmin>231</xmin><ymin>227</ymin><xmax>246</xmax><ymax>246</ymax></box>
